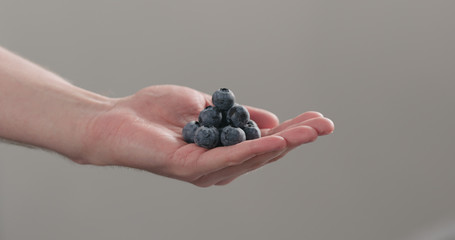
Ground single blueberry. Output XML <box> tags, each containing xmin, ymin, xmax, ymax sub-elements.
<box><xmin>242</xmin><ymin>120</ymin><xmax>261</xmax><ymax>140</ymax></box>
<box><xmin>198</xmin><ymin>106</ymin><xmax>222</xmax><ymax>127</ymax></box>
<box><xmin>220</xmin><ymin>126</ymin><xmax>246</xmax><ymax>146</ymax></box>
<box><xmin>194</xmin><ymin>126</ymin><xmax>220</xmax><ymax>149</ymax></box>
<box><xmin>227</xmin><ymin>104</ymin><xmax>250</xmax><ymax>128</ymax></box>
<box><xmin>182</xmin><ymin>121</ymin><xmax>200</xmax><ymax>143</ymax></box>
<box><xmin>212</xmin><ymin>88</ymin><xmax>235</xmax><ymax>111</ymax></box>
<box><xmin>244</xmin><ymin>119</ymin><xmax>258</xmax><ymax>128</ymax></box>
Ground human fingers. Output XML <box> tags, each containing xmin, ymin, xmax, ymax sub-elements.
<box><xmin>274</xmin><ymin>125</ymin><xmax>319</xmax><ymax>148</ymax></box>
<box><xmin>217</xmin><ymin>150</ymin><xmax>288</xmax><ymax>185</ymax></box>
<box><xmin>215</xmin><ymin>177</ymin><xmax>237</xmax><ymax>186</ymax></box>
<box><xmin>213</xmin><ymin>152</ymin><xmax>284</xmax><ymax>185</ymax></box>
<box><xmin>234</xmin><ymin>125</ymin><xmax>319</xmax><ymax>171</ymax></box>
<box><xmin>214</xmin><ymin>149</ymin><xmax>289</xmax><ymax>185</ymax></box>
<box><xmin>266</xmin><ymin>111</ymin><xmax>323</xmax><ymax>135</ymax></box>
<box><xmin>214</xmin><ymin>118</ymin><xmax>334</xmax><ymax>186</ymax></box>
<box><xmin>211</xmin><ymin>126</ymin><xmax>320</xmax><ymax>186</ymax></box>
<box><xmin>192</xmin><ymin>149</ymin><xmax>286</xmax><ymax>187</ymax></box>
<box><xmin>240</xmin><ymin>126</ymin><xmax>320</xmax><ymax>176</ymax></box>
<box><xmin>244</xmin><ymin>105</ymin><xmax>280</xmax><ymax>129</ymax></box>
<box><xmin>293</xmin><ymin>117</ymin><xmax>334</xmax><ymax>136</ymax></box>
<box><xmin>261</xmin><ymin>120</ymin><xmax>334</xmax><ymax>167</ymax></box>
<box><xmin>268</xmin><ymin>116</ymin><xmax>334</xmax><ymax>138</ymax></box>
<box><xmin>214</xmin><ymin>151</ymin><xmax>286</xmax><ymax>185</ymax></box>
<box><xmin>194</xmin><ymin>135</ymin><xmax>287</xmax><ymax>176</ymax></box>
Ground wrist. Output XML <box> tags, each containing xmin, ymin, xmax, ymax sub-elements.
<box><xmin>0</xmin><ymin>81</ymin><xmax>116</xmax><ymax>162</ymax></box>
<box><xmin>48</xmin><ymin>87</ymin><xmax>117</xmax><ymax>162</ymax></box>
<box><xmin>0</xmin><ymin>46</ymin><xmax>116</xmax><ymax>162</ymax></box>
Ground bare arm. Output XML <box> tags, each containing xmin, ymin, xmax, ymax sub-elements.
<box><xmin>0</xmin><ymin>47</ymin><xmax>113</xmax><ymax>160</ymax></box>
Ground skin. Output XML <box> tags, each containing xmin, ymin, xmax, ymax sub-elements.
<box><xmin>0</xmin><ymin>46</ymin><xmax>334</xmax><ymax>187</ymax></box>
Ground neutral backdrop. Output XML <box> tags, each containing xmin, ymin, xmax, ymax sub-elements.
<box><xmin>1</xmin><ymin>1</ymin><xmax>454</xmax><ymax>240</ymax></box>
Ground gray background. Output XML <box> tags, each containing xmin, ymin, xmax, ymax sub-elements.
<box><xmin>1</xmin><ymin>1</ymin><xmax>454</xmax><ymax>240</ymax></box>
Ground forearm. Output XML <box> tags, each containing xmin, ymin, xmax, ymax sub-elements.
<box><xmin>0</xmin><ymin>47</ymin><xmax>113</xmax><ymax>159</ymax></box>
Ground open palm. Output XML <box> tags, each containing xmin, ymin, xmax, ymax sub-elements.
<box><xmin>81</xmin><ymin>85</ymin><xmax>334</xmax><ymax>187</ymax></box>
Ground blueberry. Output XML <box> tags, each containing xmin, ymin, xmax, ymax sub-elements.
<box><xmin>182</xmin><ymin>121</ymin><xmax>200</xmax><ymax>143</ymax></box>
<box><xmin>242</xmin><ymin>120</ymin><xmax>261</xmax><ymax>140</ymax></box>
<box><xmin>212</xmin><ymin>88</ymin><xmax>235</xmax><ymax>111</ymax></box>
<box><xmin>198</xmin><ymin>106</ymin><xmax>222</xmax><ymax>127</ymax></box>
<box><xmin>220</xmin><ymin>126</ymin><xmax>246</xmax><ymax>146</ymax></box>
<box><xmin>244</xmin><ymin>119</ymin><xmax>258</xmax><ymax>128</ymax></box>
<box><xmin>227</xmin><ymin>104</ymin><xmax>250</xmax><ymax>127</ymax></box>
<box><xmin>194</xmin><ymin>126</ymin><xmax>220</xmax><ymax>149</ymax></box>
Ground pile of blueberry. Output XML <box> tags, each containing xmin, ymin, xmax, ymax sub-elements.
<box><xmin>182</xmin><ymin>88</ymin><xmax>261</xmax><ymax>149</ymax></box>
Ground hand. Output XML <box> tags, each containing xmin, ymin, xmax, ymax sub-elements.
<box><xmin>76</xmin><ymin>85</ymin><xmax>334</xmax><ymax>187</ymax></box>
